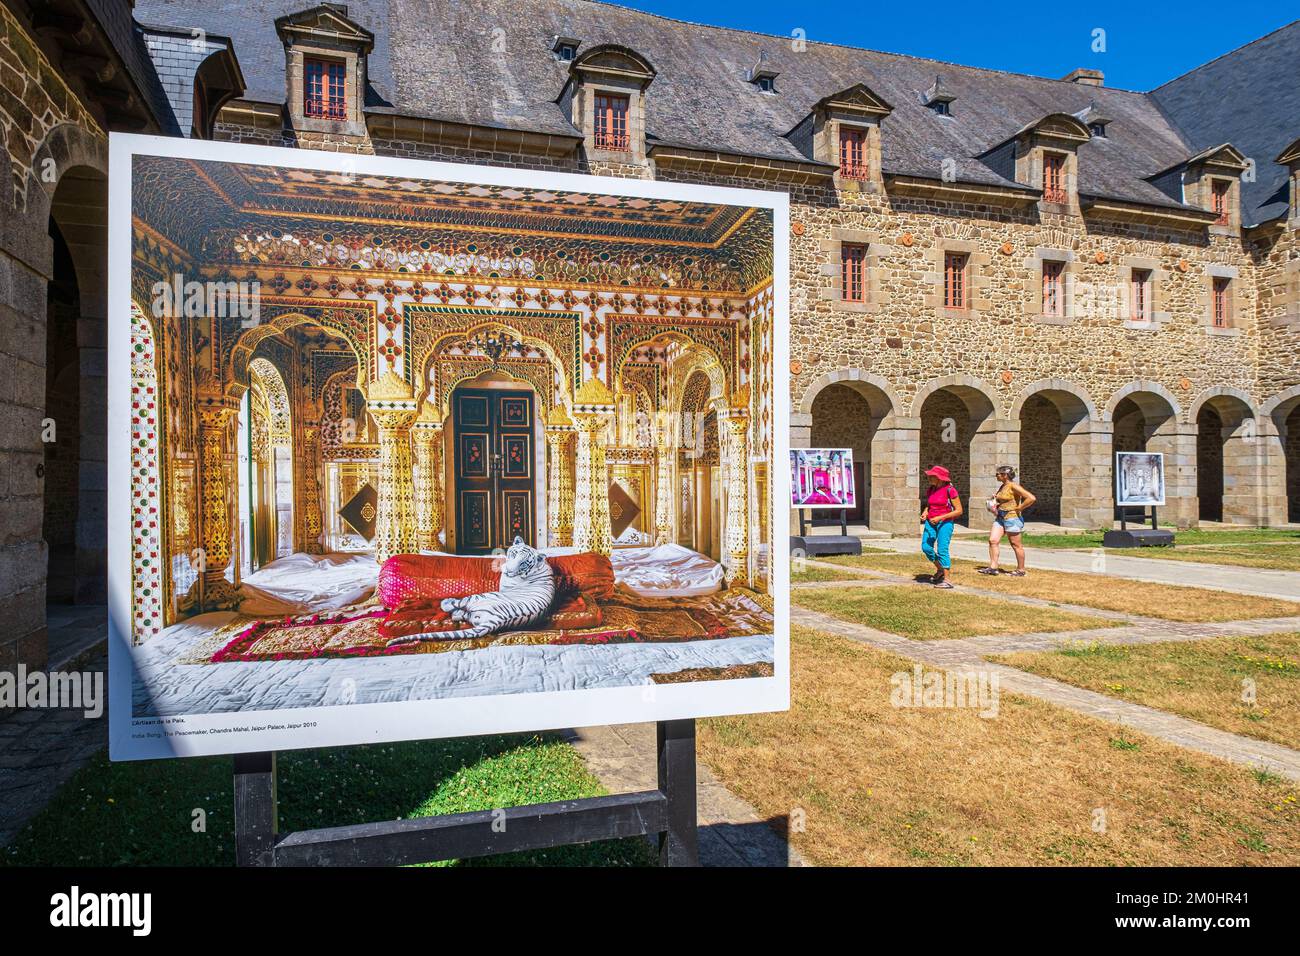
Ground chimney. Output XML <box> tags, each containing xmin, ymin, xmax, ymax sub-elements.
<box><xmin>1061</xmin><ymin>68</ymin><xmax>1104</xmax><ymax>87</ymax></box>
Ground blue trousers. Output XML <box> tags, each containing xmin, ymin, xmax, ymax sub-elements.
<box><xmin>921</xmin><ymin>519</ymin><xmax>955</xmax><ymax>569</ymax></box>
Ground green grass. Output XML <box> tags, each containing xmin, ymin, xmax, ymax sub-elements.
<box><xmin>793</xmin><ymin>584</ymin><xmax>1108</xmax><ymax>640</ymax></box>
<box><xmin>1015</xmin><ymin>527</ymin><xmax>1300</xmax><ymax>571</ymax></box>
<box><xmin>991</xmin><ymin>633</ymin><xmax>1300</xmax><ymax>748</ymax></box>
<box><xmin>791</xmin><ymin>562</ymin><xmax>873</xmax><ymax>583</ymax></box>
<box><xmin>1</xmin><ymin>734</ymin><xmax>654</xmax><ymax>867</ymax></box>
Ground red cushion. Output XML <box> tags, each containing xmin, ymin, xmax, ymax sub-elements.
<box><xmin>377</xmin><ymin>554</ymin><xmax>500</xmax><ymax>610</ymax></box>
<box><xmin>547</xmin><ymin>552</ymin><xmax>615</xmax><ymax>600</ymax></box>
<box><xmin>377</xmin><ymin>551</ymin><xmax>615</xmax><ymax>609</ymax></box>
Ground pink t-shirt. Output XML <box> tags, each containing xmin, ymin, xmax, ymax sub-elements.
<box><xmin>926</xmin><ymin>483</ymin><xmax>958</xmax><ymax>518</ymax></box>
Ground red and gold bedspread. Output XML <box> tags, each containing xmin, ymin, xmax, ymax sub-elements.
<box><xmin>201</xmin><ymin>585</ymin><xmax>773</xmax><ymax>663</ymax></box>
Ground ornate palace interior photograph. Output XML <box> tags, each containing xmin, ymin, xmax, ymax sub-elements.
<box><xmin>118</xmin><ymin>144</ymin><xmax>779</xmax><ymax>731</ymax></box>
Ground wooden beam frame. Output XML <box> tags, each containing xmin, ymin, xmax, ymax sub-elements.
<box><xmin>233</xmin><ymin>719</ymin><xmax>699</xmax><ymax>867</ymax></box>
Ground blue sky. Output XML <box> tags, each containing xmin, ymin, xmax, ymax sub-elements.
<box><xmin>610</xmin><ymin>1</ymin><xmax>1296</xmax><ymax>91</ymax></box>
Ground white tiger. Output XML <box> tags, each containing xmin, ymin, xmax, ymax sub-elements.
<box><xmin>385</xmin><ymin>537</ymin><xmax>555</xmax><ymax>646</ymax></box>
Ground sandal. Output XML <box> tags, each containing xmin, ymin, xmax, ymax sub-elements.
<box><xmin>977</xmin><ymin>567</ymin><xmax>1000</xmax><ymax>575</ymax></box>
<box><xmin>933</xmin><ymin>581</ymin><xmax>955</xmax><ymax>589</ymax></box>
<box><xmin>1008</xmin><ymin>570</ymin><xmax>1026</xmax><ymax>577</ymax></box>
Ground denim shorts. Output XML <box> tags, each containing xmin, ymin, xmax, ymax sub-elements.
<box><xmin>995</xmin><ymin>512</ymin><xmax>1025</xmax><ymax>534</ymax></box>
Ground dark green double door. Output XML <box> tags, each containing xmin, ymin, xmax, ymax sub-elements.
<box><xmin>452</xmin><ymin>388</ymin><xmax>535</xmax><ymax>555</ymax></box>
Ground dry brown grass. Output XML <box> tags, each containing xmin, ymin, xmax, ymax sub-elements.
<box><xmin>992</xmin><ymin>633</ymin><xmax>1300</xmax><ymax>748</ymax></box>
<box><xmin>698</xmin><ymin>626</ymin><xmax>1300</xmax><ymax>866</ymax></box>
<box><xmin>822</xmin><ymin>551</ymin><xmax>1300</xmax><ymax>622</ymax></box>
<box><xmin>791</xmin><ymin>563</ymin><xmax>870</xmax><ymax>584</ymax></box>
<box><xmin>794</xmin><ymin>584</ymin><xmax>1108</xmax><ymax>640</ymax></box>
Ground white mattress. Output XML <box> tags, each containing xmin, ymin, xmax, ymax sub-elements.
<box><xmin>143</xmin><ymin>546</ymin><xmax>756</xmax><ymax>717</ymax></box>
<box><xmin>609</xmin><ymin>543</ymin><xmax>725</xmax><ymax>597</ymax></box>
<box><xmin>235</xmin><ymin>552</ymin><xmax>379</xmax><ymax>616</ymax></box>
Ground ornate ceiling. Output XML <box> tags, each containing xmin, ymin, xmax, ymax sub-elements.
<box><xmin>131</xmin><ymin>156</ymin><xmax>773</xmax><ymax>292</ymax></box>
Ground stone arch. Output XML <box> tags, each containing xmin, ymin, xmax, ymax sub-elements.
<box><xmin>38</xmin><ymin>127</ymin><xmax>110</xmax><ymax>607</ymax></box>
<box><xmin>1012</xmin><ymin>380</ymin><xmax>1100</xmax><ymax>525</ymax></box>
<box><xmin>1102</xmin><ymin>380</ymin><xmax>1182</xmax><ymax>423</ymax></box>
<box><xmin>799</xmin><ymin>368</ymin><xmax>901</xmax><ymax>420</ymax></box>
<box><xmin>910</xmin><ymin>374</ymin><xmax>999</xmax><ymax>419</ymax></box>
<box><xmin>803</xmin><ymin>371</ymin><xmax>899</xmax><ymax>529</ymax></box>
<box><xmin>25</xmin><ymin>123</ymin><xmax>108</xmax><ymax>221</ymax></box>
<box><xmin>915</xmin><ymin>375</ymin><xmax>1000</xmax><ymax>529</ymax></box>
<box><xmin>1107</xmin><ymin>383</ymin><xmax>1196</xmax><ymax>527</ymax></box>
<box><xmin>1262</xmin><ymin>386</ymin><xmax>1300</xmax><ymax>524</ymax></box>
<box><xmin>1190</xmin><ymin>387</ymin><xmax>1260</xmax><ymax>524</ymax></box>
<box><xmin>1010</xmin><ymin>378</ymin><xmax>1098</xmax><ymax>422</ymax></box>
<box><xmin>1189</xmin><ymin>385</ymin><xmax>1256</xmax><ymax>426</ymax></box>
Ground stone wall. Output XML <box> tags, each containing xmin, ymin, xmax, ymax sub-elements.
<box><xmin>1019</xmin><ymin>394</ymin><xmax>1063</xmax><ymax>521</ymax></box>
<box><xmin>0</xmin><ymin>5</ymin><xmax>108</xmax><ymax>685</ymax></box>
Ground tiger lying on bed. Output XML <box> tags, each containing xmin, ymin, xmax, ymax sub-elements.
<box><xmin>384</xmin><ymin>537</ymin><xmax>555</xmax><ymax>646</ymax></box>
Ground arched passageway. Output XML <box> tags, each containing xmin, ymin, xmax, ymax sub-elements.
<box><xmin>809</xmin><ymin>380</ymin><xmax>893</xmax><ymax>527</ymax></box>
<box><xmin>918</xmin><ymin>383</ymin><xmax>997</xmax><ymax>528</ymax></box>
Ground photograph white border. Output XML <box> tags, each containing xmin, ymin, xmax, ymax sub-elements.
<box><xmin>1114</xmin><ymin>450</ymin><xmax>1167</xmax><ymax>507</ymax></box>
<box><xmin>107</xmin><ymin>132</ymin><xmax>791</xmax><ymax>761</ymax></box>
<box><xmin>789</xmin><ymin>447</ymin><xmax>857</xmax><ymax>510</ymax></box>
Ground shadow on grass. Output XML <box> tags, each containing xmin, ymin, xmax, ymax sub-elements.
<box><xmin>1</xmin><ymin>734</ymin><xmax>654</xmax><ymax>868</ymax></box>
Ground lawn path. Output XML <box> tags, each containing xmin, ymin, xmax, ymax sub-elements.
<box><xmin>791</xmin><ymin>604</ymin><xmax>1300</xmax><ymax>781</ymax></box>
<box><xmin>867</xmin><ymin>537</ymin><xmax>1300</xmax><ymax>601</ymax></box>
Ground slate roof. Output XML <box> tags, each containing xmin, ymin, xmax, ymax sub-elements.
<box><xmin>1151</xmin><ymin>20</ymin><xmax>1300</xmax><ymax>227</ymax></box>
<box><xmin>131</xmin><ymin>0</ymin><xmax>1300</xmax><ymax>222</ymax></box>
<box><xmin>135</xmin><ymin>0</ymin><xmax>396</xmax><ymax>106</ymax></box>
<box><xmin>87</xmin><ymin>0</ymin><xmax>181</xmax><ymax>133</ymax></box>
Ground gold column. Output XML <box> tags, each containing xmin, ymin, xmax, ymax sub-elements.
<box><xmin>412</xmin><ymin>405</ymin><xmax>444</xmax><ymax>553</ymax></box>
<box><xmin>723</xmin><ymin>387</ymin><xmax>751</xmax><ymax>588</ymax></box>
<box><xmin>545</xmin><ymin>405</ymin><xmax>575</xmax><ymax>547</ymax></box>
<box><xmin>367</xmin><ymin>371</ymin><xmax>419</xmax><ymax>564</ymax></box>
<box><xmin>299</xmin><ymin>424</ymin><xmax>324</xmax><ymax>554</ymax></box>
<box><xmin>571</xmin><ymin>378</ymin><xmax>615</xmax><ymax>556</ymax></box>
<box><xmin>196</xmin><ymin>403</ymin><xmax>242</xmax><ymax>609</ymax></box>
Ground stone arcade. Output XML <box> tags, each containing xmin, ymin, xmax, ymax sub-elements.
<box><xmin>1</xmin><ymin>0</ymin><xmax>1298</xmax><ymax>681</ymax></box>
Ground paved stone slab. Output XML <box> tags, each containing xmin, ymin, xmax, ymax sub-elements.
<box><xmin>564</xmin><ymin>723</ymin><xmax>807</xmax><ymax>867</ymax></box>
<box><xmin>869</xmin><ymin>537</ymin><xmax>1300</xmax><ymax>602</ymax></box>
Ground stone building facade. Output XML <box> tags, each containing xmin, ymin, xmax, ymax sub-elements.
<box><xmin>1</xmin><ymin>0</ymin><xmax>1298</xmax><ymax>679</ymax></box>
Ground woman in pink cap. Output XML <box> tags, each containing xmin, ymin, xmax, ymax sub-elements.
<box><xmin>921</xmin><ymin>465</ymin><xmax>963</xmax><ymax>588</ymax></box>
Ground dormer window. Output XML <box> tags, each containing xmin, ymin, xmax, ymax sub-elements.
<box><xmin>552</xmin><ymin>35</ymin><xmax>581</xmax><ymax>62</ymax></box>
<box><xmin>747</xmin><ymin>53</ymin><xmax>779</xmax><ymax>94</ymax></box>
<box><xmin>839</xmin><ymin>126</ymin><xmax>869</xmax><ymax>180</ymax></box>
<box><xmin>922</xmin><ymin>75</ymin><xmax>956</xmax><ymax>117</ymax></box>
<box><xmin>275</xmin><ymin>5</ymin><xmax>374</xmax><ymax>136</ymax></box>
<box><xmin>567</xmin><ymin>44</ymin><xmax>656</xmax><ymax>162</ymax></box>
<box><xmin>594</xmin><ymin>92</ymin><xmax>630</xmax><ymax>151</ymax></box>
<box><xmin>1043</xmin><ymin>151</ymin><xmax>1067</xmax><ymax>203</ymax></box>
<box><xmin>1211</xmin><ymin>179</ymin><xmax>1230</xmax><ymax>225</ymax></box>
<box><xmin>1088</xmin><ymin>122</ymin><xmax>1107</xmax><ymax>138</ymax></box>
<box><xmin>304</xmin><ymin>57</ymin><xmax>346</xmax><ymax>120</ymax></box>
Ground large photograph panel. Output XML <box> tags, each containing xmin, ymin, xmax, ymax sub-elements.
<box><xmin>108</xmin><ymin>135</ymin><xmax>789</xmax><ymax>760</ymax></box>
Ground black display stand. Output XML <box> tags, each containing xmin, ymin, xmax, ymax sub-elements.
<box><xmin>790</xmin><ymin>507</ymin><xmax>862</xmax><ymax>557</ymax></box>
<box><xmin>1102</xmin><ymin>506</ymin><xmax>1175</xmax><ymax>548</ymax></box>
<box><xmin>233</xmin><ymin>719</ymin><xmax>699</xmax><ymax>866</ymax></box>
